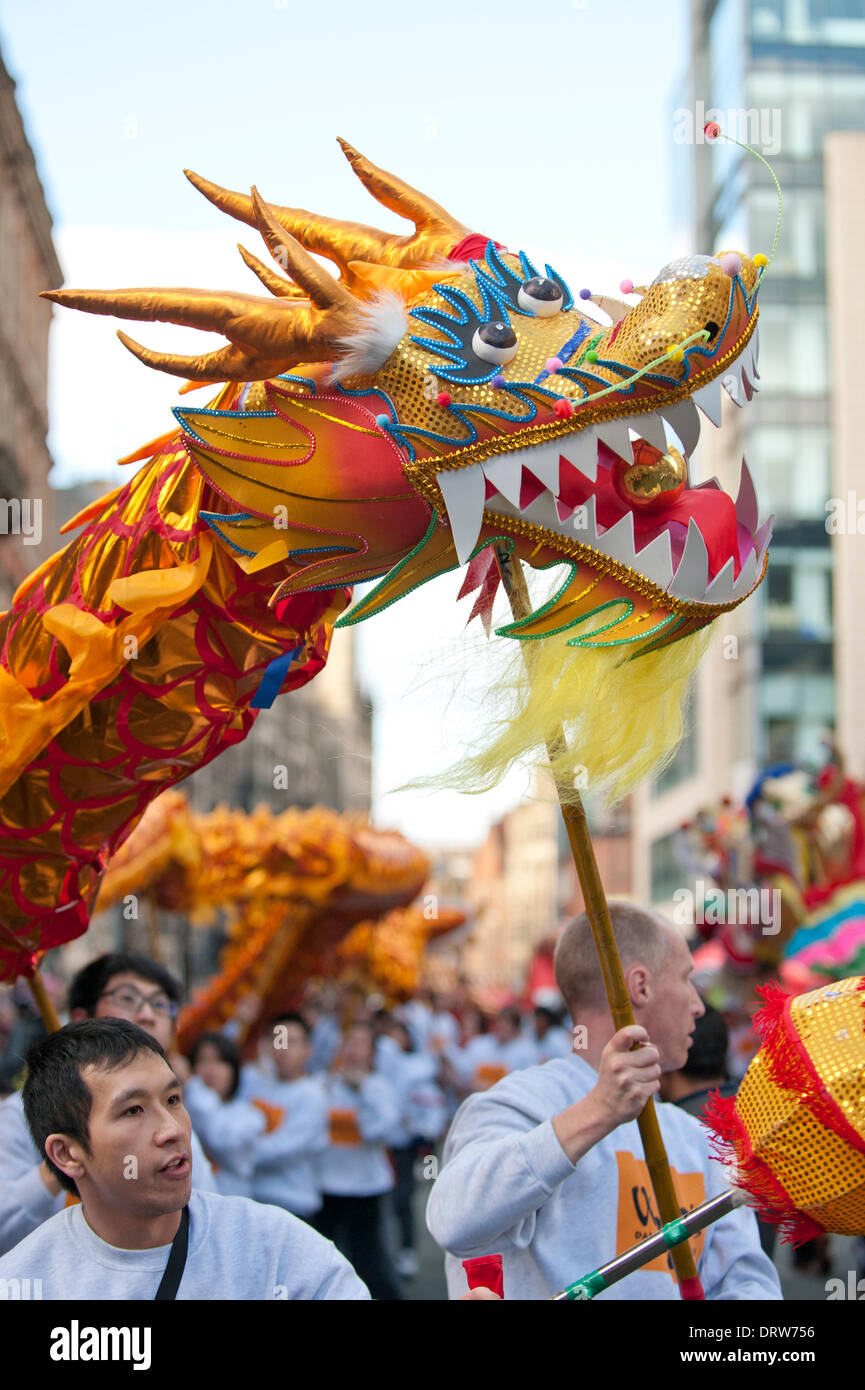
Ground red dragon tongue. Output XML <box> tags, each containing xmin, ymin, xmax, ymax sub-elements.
<box><xmin>589</xmin><ymin>457</ymin><xmax>747</xmax><ymax>580</ymax></box>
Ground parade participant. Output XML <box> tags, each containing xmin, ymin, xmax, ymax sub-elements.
<box><xmin>245</xmin><ymin>1013</ymin><xmax>329</xmax><ymax>1223</ymax></box>
<box><xmin>426</xmin><ymin>903</ymin><xmax>782</xmax><ymax>1300</ymax></box>
<box><xmin>531</xmin><ymin>1004</ymin><xmax>573</xmax><ymax>1063</ymax></box>
<box><xmin>454</xmin><ymin>1005</ymin><xmax>537</xmax><ymax>1092</ymax></box>
<box><xmin>0</xmin><ymin>951</ymin><xmax>217</xmax><ymax>1256</ymax></box>
<box><xmin>384</xmin><ymin>1020</ymin><xmax>447</xmax><ymax>1279</ymax></box>
<box><xmin>316</xmin><ymin>1020</ymin><xmax>403</xmax><ymax>1300</ymax></box>
<box><xmin>0</xmin><ymin>1020</ymin><xmax>370</xmax><ymax>1300</ymax></box>
<box><xmin>183</xmin><ymin>1033</ymin><xmax>267</xmax><ymax>1197</ymax></box>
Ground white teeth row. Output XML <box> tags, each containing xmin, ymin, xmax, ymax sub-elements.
<box><xmin>437</xmin><ymin>455</ymin><xmax>772</xmax><ymax>605</ymax></box>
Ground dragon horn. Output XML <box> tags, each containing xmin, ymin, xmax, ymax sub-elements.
<box><xmin>237</xmin><ymin>243</ymin><xmax>309</xmax><ymax>300</ymax></box>
<box><xmin>249</xmin><ymin>187</ymin><xmax>356</xmax><ymax>312</ymax></box>
<box><xmin>116</xmin><ymin>334</ymin><xmax>260</xmax><ymax>382</ymax></box>
<box><xmin>186</xmin><ymin>167</ymin><xmax>394</xmax><ymax>276</ymax></box>
<box><xmin>335</xmin><ymin>136</ymin><xmax>464</xmax><ymax>240</ymax></box>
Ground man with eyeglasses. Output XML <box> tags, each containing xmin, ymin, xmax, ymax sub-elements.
<box><xmin>0</xmin><ymin>951</ymin><xmax>218</xmax><ymax>1255</ymax></box>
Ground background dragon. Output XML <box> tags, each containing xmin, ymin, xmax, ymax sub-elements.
<box><xmin>0</xmin><ymin>138</ymin><xmax>772</xmax><ymax>980</ymax></box>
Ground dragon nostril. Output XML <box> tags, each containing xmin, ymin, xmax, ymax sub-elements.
<box><xmin>704</xmin><ymin>320</ymin><xmax>720</xmax><ymax>341</ymax></box>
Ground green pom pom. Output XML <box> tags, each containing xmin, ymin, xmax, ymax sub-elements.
<box><xmin>586</xmin><ymin>349</ymin><xmax>598</xmax><ymax>363</ymax></box>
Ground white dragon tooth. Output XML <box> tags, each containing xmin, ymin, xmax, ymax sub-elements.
<box><xmin>520</xmin><ymin>490</ymin><xmax>562</xmax><ymax>533</ymax></box>
<box><xmin>740</xmin><ymin>365</ymin><xmax>754</xmax><ymax>402</ymax></box>
<box><xmin>720</xmin><ymin>371</ymin><xmax>744</xmax><ymax>407</ymax></box>
<box><xmin>754</xmin><ymin>514</ymin><xmax>774</xmax><ymax>560</ymax></box>
<box><xmin>436</xmin><ymin>463</ymin><xmax>486</xmax><ymax>566</ymax></box>
<box><xmin>693</xmin><ymin>476</ymin><xmax>722</xmax><ymax>490</ymax></box>
<box><xmin>704</xmin><ymin>555</ymin><xmax>737</xmax><ymax>604</ymax></box>
<box><xmin>669</xmin><ymin>517</ymin><xmax>709</xmax><ymax>600</ymax></box>
<box><xmin>521</xmin><ymin>439</ymin><xmax>561</xmax><ymax>495</ymax></box>
<box><xmin>595</xmin><ymin>419</ymin><xmax>633</xmax><ymax>464</ymax></box>
<box><xmin>692</xmin><ymin>377</ymin><xmax>724</xmax><ymax>428</ymax></box>
<box><xmin>634</xmin><ymin>529</ymin><xmax>674</xmax><ymax>591</ymax></box>
<box><xmin>559</xmin><ymin>427</ymin><xmax>598</xmax><ymax>484</ymax></box>
<box><xmin>481</xmin><ymin>453</ymin><xmax>523</xmax><ymax>508</ymax></box>
<box><xmin>751</xmin><ymin>328</ymin><xmax>760</xmax><ymax>378</ymax></box>
<box><xmin>660</xmin><ymin>399</ymin><xmax>701</xmax><ymax>457</ymax></box>
<box><xmin>629</xmin><ymin>413</ymin><xmax>667</xmax><ymax>454</ymax></box>
<box><xmin>572</xmin><ymin>492</ymin><xmax>598</xmax><ymax>543</ymax></box>
<box><xmin>594</xmin><ymin>509</ymin><xmax>636</xmax><ymax>566</ymax></box>
<box><xmin>734</xmin><ymin>458</ymin><xmax>759</xmax><ymax>533</ymax></box>
<box><xmin>733</xmin><ymin>547</ymin><xmax>758</xmax><ymax>597</ymax></box>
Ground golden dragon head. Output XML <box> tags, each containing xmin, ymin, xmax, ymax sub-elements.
<box><xmin>43</xmin><ymin>138</ymin><xmax>771</xmax><ymax>662</ymax></box>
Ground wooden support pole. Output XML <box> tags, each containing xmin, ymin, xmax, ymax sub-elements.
<box><xmin>494</xmin><ymin>544</ymin><xmax>703</xmax><ymax>1298</ymax></box>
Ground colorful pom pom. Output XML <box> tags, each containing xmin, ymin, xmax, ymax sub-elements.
<box><xmin>670</xmin><ymin>347</ymin><xmax>684</xmax><ymax>363</ymax></box>
<box><xmin>579</xmin><ymin>288</ymin><xmax>592</xmax><ymax>300</ymax></box>
<box><xmin>619</xmin><ymin>279</ymin><xmax>634</xmax><ymax>295</ymax></box>
<box><xmin>436</xmin><ymin>391</ymin><xmax>452</xmax><ymax>408</ymax></box>
<box><xmin>720</xmin><ymin>253</ymin><xmax>742</xmax><ymax>277</ymax></box>
<box><xmin>545</xmin><ymin>357</ymin><xmax>563</xmax><ymax>374</ymax></box>
<box><xmin>491</xmin><ymin>373</ymin><xmax>506</xmax><ymax>389</ymax></box>
<box><xmin>585</xmin><ymin>349</ymin><xmax>598</xmax><ymax>363</ymax></box>
<box><xmin>753</xmin><ymin>253</ymin><xmax>768</xmax><ymax>268</ymax></box>
<box><xmin>375</xmin><ymin>413</ymin><xmax>391</xmax><ymax>428</ymax></box>
<box><xmin>553</xmin><ymin>398</ymin><xmax>573</xmax><ymax>419</ymax></box>
<box><xmin>704</xmin><ymin>121</ymin><xmax>721</xmax><ymax>140</ymax></box>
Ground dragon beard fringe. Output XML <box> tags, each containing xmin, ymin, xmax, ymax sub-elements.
<box><xmin>408</xmin><ymin>625</ymin><xmax>714</xmax><ymax>808</ymax></box>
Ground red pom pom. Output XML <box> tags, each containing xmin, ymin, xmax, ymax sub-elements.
<box><xmin>436</xmin><ymin>391</ymin><xmax>452</xmax><ymax>408</ymax></box>
<box><xmin>553</xmin><ymin>398</ymin><xmax>573</xmax><ymax>419</ymax></box>
<box><xmin>704</xmin><ymin>121</ymin><xmax>721</xmax><ymax>141</ymax></box>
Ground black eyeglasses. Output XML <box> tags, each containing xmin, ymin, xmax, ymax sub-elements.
<box><xmin>98</xmin><ymin>986</ymin><xmax>180</xmax><ymax>1020</ymax></box>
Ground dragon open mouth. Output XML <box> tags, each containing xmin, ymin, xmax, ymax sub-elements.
<box><xmin>434</xmin><ymin>330</ymin><xmax>770</xmax><ymax>610</ymax></box>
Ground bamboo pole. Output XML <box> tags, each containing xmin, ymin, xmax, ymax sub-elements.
<box><xmin>27</xmin><ymin>968</ymin><xmax>62</xmax><ymax>1033</ymax></box>
<box><xmin>494</xmin><ymin>545</ymin><xmax>703</xmax><ymax>1299</ymax></box>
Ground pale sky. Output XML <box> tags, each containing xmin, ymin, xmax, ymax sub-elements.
<box><xmin>0</xmin><ymin>0</ymin><xmax>691</xmax><ymax>847</ymax></box>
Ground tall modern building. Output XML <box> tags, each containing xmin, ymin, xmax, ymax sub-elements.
<box><xmin>632</xmin><ymin>0</ymin><xmax>865</xmax><ymax>908</ymax></box>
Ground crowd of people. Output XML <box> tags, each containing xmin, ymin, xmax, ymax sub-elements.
<box><xmin>0</xmin><ymin>905</ymin><xmax>827</xmax><ymax>1300</ymax></box>
<box><xmin>0</xmin><ymin>951</ymin><xmax>585</xmax><ymax>1299</ymax></box>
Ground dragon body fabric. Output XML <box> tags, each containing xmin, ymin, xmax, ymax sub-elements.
<box><xmin>0</xmin><ymin>140</ymin><xmax>772</xmax><ymax>980</ymax></box>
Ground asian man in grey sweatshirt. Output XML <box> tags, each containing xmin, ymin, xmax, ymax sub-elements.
<box><xmin>426</xmin><ymin>902</ymin><xmax>783</xmax><ymax>1301</ymax></box>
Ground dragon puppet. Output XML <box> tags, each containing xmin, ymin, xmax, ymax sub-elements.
<box><xmin>0</xmin><ymin>137</ymin><xmax>772</xmax><ymax>981</ymax></box>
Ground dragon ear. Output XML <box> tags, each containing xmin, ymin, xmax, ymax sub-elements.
<box><xmin>184</xmin><ymin>138</ymin><xmax>469</xmax><ymax>286</ymax></box>
<box><xmin>40</xmin><ymin>191</ymin><xmax>363</xmax><ymax>382</ymax></box>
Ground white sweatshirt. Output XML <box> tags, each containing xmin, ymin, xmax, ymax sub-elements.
<box><xmin>426</xmin><ymin>1053</ymin><xmax>782</xmax><ymax>1301</ymax></box>
<box><xmin>181</xmin><ymin>1076</ymin><xmax>267</xmax><ymax>1197</ymax></box>
<box><xmin>385</xmin><ymin>1052</ymin><xmax>447</xmax><ymax>1148</ymax></box>
<box><xmin>316</xmin><ymin>1074</ymin><xmax>399</xmax><ymax>1198</ymax></box>
<box><xmin>452</xmin><ymin>1034</ymin><xmax>538</xmax><ymax>1091</ymax></box>
<box><xmin>0</xmin><ymin>1090</ymin><xmax>218</xmax><ymax>1257</ymax></box>
<box><xmin>248</xmin><ymin>1076</ymin><xmax>329</xmax><ymax>1218</ymax></box>
<box><xmin>0</xmin><ymin>1188</ymin><xmax>369</xmax><ymax>1299</ymax></box>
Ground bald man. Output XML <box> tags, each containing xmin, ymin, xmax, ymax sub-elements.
<box><xmin>426</xmin><ymin>902</ymin><xmax>781</xmax><ymax>1301</ymax></box>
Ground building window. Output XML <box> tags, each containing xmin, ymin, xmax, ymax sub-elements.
<box><xmin>650</xmin><ymin>830</ymin><xmax>686</xmax><ymax>905</ymax></box>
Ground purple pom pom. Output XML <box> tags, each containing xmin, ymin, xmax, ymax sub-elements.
<box><xmin>579</xmin><ymin>288</ymin><xmax>592</xmax><ymax>300</ymax></box>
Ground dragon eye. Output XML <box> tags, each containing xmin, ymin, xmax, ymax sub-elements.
<box><xmin>471</xmin><ymin>321</ymin><xmax>518</xmax><ymax>365</ymax></box>
<box><xmin>517</xmin><ymin>276</ymin><xmax>563</xmax><ymax>318</ymax></box>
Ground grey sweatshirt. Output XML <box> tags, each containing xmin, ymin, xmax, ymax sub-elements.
<box><xmin>426</xmin><ymin>1053</ymin><xmax>783</xmax><ymax>1301</ymax></box>
<box><xmin>0</xmin><ymin>1188</ymin><xmax>370</xmax><ymax>1299</ymax></box>
<box><xmin>0</xmin><ymin>1089</ymin><xmax>218</xmax><ymax>1256</ymax></box>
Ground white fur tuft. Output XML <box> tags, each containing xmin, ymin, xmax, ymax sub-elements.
<box><xmin>330</xmin><ymin>290</ymin><xmax>410</xmax><ymax>382</ymax></box>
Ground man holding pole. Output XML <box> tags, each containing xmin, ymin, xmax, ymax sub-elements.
<box><xmin>426</xmin><ymin>902</ymin><xmax>782</xmax><ymax>1300</ymax></box>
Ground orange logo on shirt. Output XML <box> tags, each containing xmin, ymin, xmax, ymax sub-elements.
<box><xmin>614</xmin><ymin>1151</ymin><xmax>706</xmax><ymax>1279</ymax></box>
<box><xmin>250</xmin><ymin>1097</ymin><xmax>285</xmax><ymax>1134</ymax></box>
<box><xmin>475</xmin><ymin>1063</ymin><xmax>508</xmax><ymax>1089</ymax></box>
<box><xmin>329</xmin><ymin>1108</ymin><xmax>362</xmax><ymax>1146</ymax></box>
